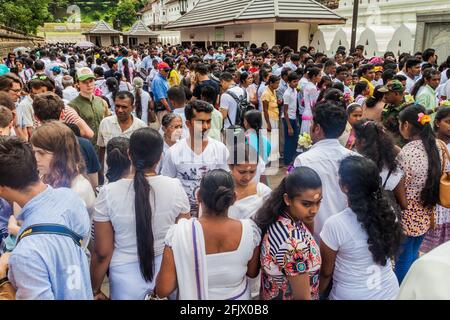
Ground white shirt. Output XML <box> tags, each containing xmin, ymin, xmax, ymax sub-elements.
<box><xmin>444</xmin><ymin>78</ymin><xmax>450</xmax><ymax>99</ymax></box>
<box><xmin>161</xmin><ymin>137</ymin><xmax>230</xmax><ymax>213</ymax></box>
<box><xmin>228</xmin><ymin>183</ymin><xmax>271</xmax><ymax>220</ymax></box>
<box><xmin>294</xmin><ymin>139</ymin><xmax>357</xmax><ymax>239</ymax></box>
<box><xmin>282</xmin><ymin>86</ymin><xmax>298</xmax><ymax>119</ymax></box>
<box><xmin>221</xmin><ymin>85</ymin><xmax>246</xmax><ymax>128</ymax></box>
<box><xmin>16</xmin><ymin>95</ymin><xmax>34</xmax><ymax>128</ymax></box>
<box><xmin>320</xmin><ymin>208</ymin><xmax>400</xmax><ymax>300</ymax></box>
<box><xmin>397</xmin><ymin>241</ymin><xmax>450</xmax><ymax>300</ymax></box>
<box><xmin>63</xmin><ymin>86</ymin><xmax>79</xmax><ymax>103</ymax></box>
<box><xmin>93</xmin><ymin>175</ymin><xmax>190</xmax><ymax>266</ymax></box>
<box><xmin>133</xmin><ymin>89</ymin><xmax>151</xmax><ymax>124</ymax></box>
<box><xmin>397</xmin><ymin>71</ymin><xmax>415</xmax><ymax>94</ymax></box>
<box><xmin>71</xmin><ymin>174</ymin><xmax>95</xmax><ymax>219</ymax></box>
<box><xmin>380</xmin><ymin>167</ymin><xmax>404</xmax><ymax>191</ymax></box>
<box><xmin>97</xmin><ymin>115</ymin><xmax>147</xmax><ymax>148</ymax></box>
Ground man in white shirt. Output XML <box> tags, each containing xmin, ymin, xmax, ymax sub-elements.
<box><xmin>203</xmin><ymin>47</ymin><xmax>217</xmax><ymax>62</ymax></box>
<box><xmin>397</xmin><ymin>58</ymin><xmax>421</xmax><ymax>94</ymax></box>
<box><xmin>294</xmin><ymin>101</ymin><xmax>356</xmax><ymax>240</ymax></box>
<box><xmin>161</xmin><ymin>100</ymin><xmax>229</xmax><ymax>216</ymax></box>
<box><xmin>282</xmin><ymin>73</ymin><xmax>300</xmax><ymax>166</ymax></box>
<box><xmin>274</xmin><ymin>54</ymin><xmax>301</xmax><ymax>76</ymax></box>
<box><xmin>97</xmin><ymin>91</ymin><xmax>147</xmax><ymax>170</ymax></box>
<box><xmin>219</xmin><ymin>72</ymin><xmax>246</xmax><ymax>129</ymax></box>
<box><xmin>397</xmin><ymin>241</ymin><xmax>450</xmax><ymax>300</ymax></box>
<box><xmin>333</xmin><ymin>66</ymin><xmax>352</xmax><ymax>96</ymax></box>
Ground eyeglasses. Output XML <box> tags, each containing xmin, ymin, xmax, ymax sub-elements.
<box><xmin>9</xmin><ymin>88</ymin><xmax>22</xmax><ymax>93</ymax></box>
<box><xmin>163</xmin><ymin>68</ymin><xmax>171</xmax><ymax>72</ymax></box>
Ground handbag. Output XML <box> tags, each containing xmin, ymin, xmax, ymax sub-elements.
<box><xmin>438</xmin><ymin>140</ymin><xmax>450</xmax><ymax>208</ymax></box>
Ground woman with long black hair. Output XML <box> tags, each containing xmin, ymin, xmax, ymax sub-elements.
<box><xmin>105</xmin><ymin>77</ymin><xmax>119</xmax><ymax>112</ymax></box>
<box><xmin>319</xmin><ymin>156</ymin><xmax>402</xmax><ymax>300</ymax></box>
<box><xmin>91</xmin><ymin>128</ymin><xmax>190</xmax><ymax>300</ymax></box>
<box><xmin>394</xmin><ymin>104</ymin><xmax>447</xmax><ymax>283</ymax></box>
<box><xmin>255</xmin><ymin>167</ymin><xmax>323</xmax><ymax>300</ymax></box>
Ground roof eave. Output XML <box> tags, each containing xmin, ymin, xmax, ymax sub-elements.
<box><xmin>166</xmin><ymin>16</ymin><xmax>346</xmax><ymax>30</ymax></box>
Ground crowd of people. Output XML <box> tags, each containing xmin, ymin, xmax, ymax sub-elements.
<box><xmin>0</xmin><ymin>41</ymin><xmax>449</xmax><ymax>300</ymax></box>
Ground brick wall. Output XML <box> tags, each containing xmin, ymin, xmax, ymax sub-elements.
<box><xmin>316</xmin><ymin>0</ymin><xmax>340</xmax><ymax>9</ymax></box>
<box><xmin>0</xmin><ymin>26</ymin><xmax>45</xmax><ymax>58</ymax></box>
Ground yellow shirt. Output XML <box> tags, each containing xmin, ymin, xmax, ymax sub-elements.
<box><xmin>261</xmin><ymin>87</ymin><xmax>279</xmax><ymax>120</ymax></box>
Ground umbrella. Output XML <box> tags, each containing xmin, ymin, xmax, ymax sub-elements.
<box><xmin>13</xmin><ymin>47</ymin><xmax>29</xmax><ymax>53</ymax></box>
<box><xmin>74</xmin><ymin>41</ymin><xmax>95</xmax><ymax>49</ymax></box>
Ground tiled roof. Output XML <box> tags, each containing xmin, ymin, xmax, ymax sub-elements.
<box><xmin>83</xmin><ymin>20</ymin><xmax>122</xmax><ymax>34</ymax></box>
<box><xmin>124</xmin><ymin>20</ymin><xmax>159</xmax><ymax>36</ymax></box>
<box><xmin>166</xmin><ymin>0</ymin><xmax>345</xmax><ymax>29</ymax></box>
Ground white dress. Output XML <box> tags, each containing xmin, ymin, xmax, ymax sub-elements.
<box><xmin>300</xmin><ymin>81</ymin><xmax>319</xmax><ymax>135</ymax></box>
<box><xmin>93</xmin><ymin>175</ymin><xmax>190</xmax><ymax>300</ymax></box>
<box><xmin>228</xmin><ymin>183</ymin><xmax>271</xmax><ymax>299</ymax></box>
<box><xmin>165</xmin><ymin>219</ymin><xmax>261</xmax><ymax>300</ymax></box>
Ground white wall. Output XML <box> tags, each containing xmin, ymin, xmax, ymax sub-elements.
<box><xmin>180</xmin><ymin>22</ymin><xmax>313</xmax><ymax>48</ymax></box>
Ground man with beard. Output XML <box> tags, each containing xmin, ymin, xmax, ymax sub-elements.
<box><xmin>161</xmin><ymin>100</ymin><xmax>229</xmax><ymax>217</ymax></box>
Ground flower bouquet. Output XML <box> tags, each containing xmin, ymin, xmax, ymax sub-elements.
<box><xmin>298</xmin><ymin>132</ymin><xmax>312</xmax><ymax>152</ymax></box>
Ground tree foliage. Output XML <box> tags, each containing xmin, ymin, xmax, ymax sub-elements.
<box><xmin>110</xmin><ymin>0</ymin><xmax>138</xmax><ymax>30</ymax></box>
<box><xmin>0</xmin><ymin>0</ymin><xmax>68</xmax><ymax>34</ymax></box>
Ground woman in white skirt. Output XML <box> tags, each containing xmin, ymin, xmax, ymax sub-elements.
<box><xmin>90</xmin><ymin>128</ymin><xmax>190</xmax><ymax>300</ymax></box>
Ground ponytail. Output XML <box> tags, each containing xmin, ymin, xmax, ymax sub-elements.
<box><xmin>133</xmin><ymin>162</ymin><xmax>155</xmax><ymax>282</ymax></box>
<box><xmin>123</xmin><ymin>58</ymin><xmax>131</xmax><ymax>83</ymax></box>
<box><xmin>129</xmin><ymin>128</ymin><xmax>164</xmax><ymax>282</ymax></box>
<box><xmin>135</xmin><ymin>87</ymin><xmax>143</xmax><ymax>119</ymax></box>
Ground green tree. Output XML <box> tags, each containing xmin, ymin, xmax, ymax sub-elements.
<box><xmin>111</xmin><ymin>0</ymin><xmax>137</xmax><ymax>30</ymax></box>
<box><xmin>0</xmin><ymin>0</ymin><xmax>56</xmax><ymax>34</ymax></box>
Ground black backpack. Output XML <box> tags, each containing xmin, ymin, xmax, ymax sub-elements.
<box><xmin>225</xmin><ymin>88</ymin><xmax>255</xmax><ymax>129</ymax></box>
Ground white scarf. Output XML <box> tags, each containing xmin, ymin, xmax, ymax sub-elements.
<box><xmin>171</xmin><ymin>218</ymin><xmax>209</xmax><ymax>300</ymax></box>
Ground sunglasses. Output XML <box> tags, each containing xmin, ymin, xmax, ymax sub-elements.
<box><xmin>162</xmin><ymin>68</ymin><xmax>171</xmax><ymax>72</ymax></box>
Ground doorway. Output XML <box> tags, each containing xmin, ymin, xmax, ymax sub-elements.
<box><xmin>275</xmin><ymin>30</ymin><xmax>298</xmax><ymax>50</ymax></box>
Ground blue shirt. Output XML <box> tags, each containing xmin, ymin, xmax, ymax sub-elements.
<box><xmin>151</xmin><ymin>73</ymin><xmax>169</xmax><ymax>103</ymax></box>
<box><xmin>141</xmin><ymin>55</ymin><xmax>162</xmax><ymax>71</ymax></box>
<box><xmin>0</xmin><ymin>198</ymin><xmax>12</xmax><ymax>240</ymax></box>
<box><xmin>8</xmin><ymin>186</ymin><xmax>93</xmax><ymax>300</ymax></box>
<box><xmin>247</xmin><ymin>131</ymin><xmax>271</xmax><ymax>163</ymax></box>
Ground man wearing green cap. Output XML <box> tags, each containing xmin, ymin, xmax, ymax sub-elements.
<box><xmin>380</xmin><ymin>80</ymin><xmax>409</xmax><ymax>145</ymax></box>
<box><xmin>68</xmin><ymin>67</ymin><xmax>110</xmax><ymax>147</ymax></box>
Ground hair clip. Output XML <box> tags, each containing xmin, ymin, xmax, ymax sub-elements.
<box><xmin>417</xmin><ymin>113</ymin><xmax>431</xmax><ymax>126</ymax></box>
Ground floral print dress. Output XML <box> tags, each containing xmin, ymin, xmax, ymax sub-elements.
<box><xmin>396</xmin><ymin>140</ymin><xmax>446</xmax><ymax>237</ymax></box>
<box><xmin>260</xmin><ymin>213</ymin><xmax>321</xmax><ymax>300</ymax></box>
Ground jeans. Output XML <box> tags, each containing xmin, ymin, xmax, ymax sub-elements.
<box><xmin>394</xmin><ymin>235</ymin><xmax>425</xmax><ymax>284</ymax></box>
<box><xmin>283</xmin><ymin>118</ymin><xmax>300</xmax><ymax>165</ymax></box>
